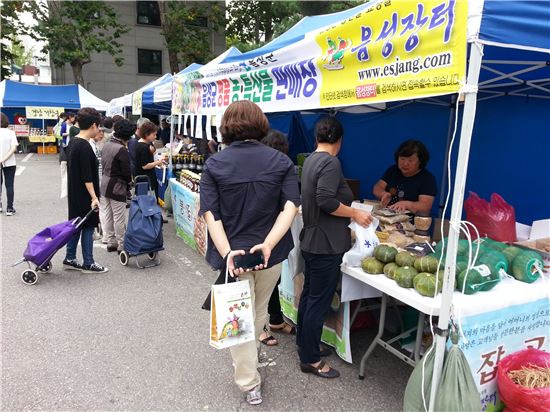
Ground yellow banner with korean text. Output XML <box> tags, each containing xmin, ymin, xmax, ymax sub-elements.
<box><xmin>25</xmin><ymin>106</ymin><xmax>65</xmax><ymax>119</ymax></box>
<box><xmin>315</xmin><ymin>0</ymin><xmax>467</xmax><ymax>107</ymax></box>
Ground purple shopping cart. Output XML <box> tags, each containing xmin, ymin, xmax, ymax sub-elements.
<box><xmin>13</xmin><ymin>208</ymin><xmax>97</xmax><ymax>285</ymax></box>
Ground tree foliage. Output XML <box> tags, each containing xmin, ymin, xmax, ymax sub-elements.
<box><xmin>9</xmin><ymin>37</ymin><xmax>35</xmax><ymax>68</ymax></box>
<box><xmin>24</xmin><ymin>0</ymin><xmax>128</xmax><ymax>85</ymax></box>
<box><xmin>226</xmin><ymin>0</ymin><xmax>367</xmax><ymax>51</ymax></box>
<box><xmin>0</xmin><ymin>1</ymin><xmax>25</xmax><ymax>80</ymax></box>
<box><xmin>158</xmin><ymin>1</ymin><xmax>225</xmax><ymax>73</ymax></box>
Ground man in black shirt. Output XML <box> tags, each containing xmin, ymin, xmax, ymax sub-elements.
<box><xmin>63</xmin><ymin>107</ymin><xmax>108</xmax><ymax>274</ymax></box>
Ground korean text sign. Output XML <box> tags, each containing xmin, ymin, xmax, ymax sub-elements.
<box><xmin>458</xmin><ymin>297</ymin><xmax>550</xmax><ymax>412</ymax></box>
<box><xmin>25</xmin><ymin>106</ymin><xmax>65</xmax><ymax>119</ymax></box>
<box><xmin>171</xmin><ymin>0</ymin><xmax>467</xmax><ymax>115</ymax></box>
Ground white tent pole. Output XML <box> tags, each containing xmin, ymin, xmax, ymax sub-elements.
<box><xmin>169</xmin><ymin>115</ymin><xmax>175</xmax><ymax>171</ymax></box>
<box><xmin>428</xmin><ymin>42</ymin><xmax>484</xmax><ymax>411</ymax></box>
<box><xmin>479</xmin><ymin>64</ymin><xmax>545</xmax><ymax>86</ymax></box>
<box><xmin>438</xmin><ymin>95</ymin><xmax>457</xmax><ymax>218</ymax></box>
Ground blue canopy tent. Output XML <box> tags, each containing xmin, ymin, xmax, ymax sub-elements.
<box><xmin>0</xmin><ymin>79</ymin><xmax>109</xmax><ymax>111</ymax></box>
<box><xmin>172</xmin><ymin>1</ymin><xmax>549</xmax><ymax>406</ymax></box>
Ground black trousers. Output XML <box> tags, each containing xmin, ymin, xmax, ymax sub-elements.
<box><xmin>267</xmin><ymin>277</ymin><xmax>285</xmax><ymax>326</ymax></box>
<box><xmin>1</xmin><ymin>165</ymin><xmax>16</xmax><ymax>209</ymax></box>
<box><xmin>296</xmin><ymin>251</ymin><xmax>343</xmax><ymax>364</ymax></box>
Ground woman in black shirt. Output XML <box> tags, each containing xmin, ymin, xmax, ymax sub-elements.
<box><xmin>372</xmin><ymin>140</ymin><xmax>437</xmax><ymax>215</ymax></box>
<box><xmin>134</xmin><ymin>121</ymin><xmax>164</xmax><ymax>199</ymax></box>
<box><xmin>298</xmin><ymin>117</ymin><xmax>372</xmax><ymax>379</ymax></box>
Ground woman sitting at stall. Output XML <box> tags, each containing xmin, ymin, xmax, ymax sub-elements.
<box><xmin>372</xmin><ymin>139</ymin><xmax>437</xmax><ymax>215</ymax></box>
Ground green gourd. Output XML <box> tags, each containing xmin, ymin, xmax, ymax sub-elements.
<box><xmin>511</xmin><ymin>251</ymin><xmax>543</xmax><ymax>283</ymax></box>
<box><xmin>476</xmin><ymin>249</ymin><xmax>508</xmax><ymax>275</ymax></box>
<box><xmin>413</xmin><ymin>272</ymin><xmax>442</xmax><ymax>297</ymax></box>
<box><xmin>383</xmin><ymin>262</ymin><xmax>400</xmax><ymax>280</ymax></box>
<box><xmin>395</xmin><ymin>251</ymin><xmax>416</xmax><ymax>267</ymax></box>
<box><xmin>476</xmin><ymin>237</ymin><xmax>508</xmax><ymax>252</ymax></box>
<box><xmin>414</xmin><ymin>255</ymin><xmax>439</xmax><ymax>274</ymax></box>
<box><xmin>374</xmin><ymin>245</ymin><xmax>398</xmax><ymax>263</ymax></box>
<box><xmin>361</xmin><ymin>257</ymin><xmax>385</xmax><ymax>274</ymax></box>
<box><xmin>395</xmin><ymin>266</ymin><xmax>418</xmax><ymax>288</ymax></box>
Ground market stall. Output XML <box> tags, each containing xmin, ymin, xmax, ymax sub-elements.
<box><xmin>169</xmin><ymin>0</ymin><xmax>550</xmax><ymax>409</ymax></box>
<box><xmin>0</xmin><ymin>80</ymin><xmax>109</xmax><ymax>153</ymax></box>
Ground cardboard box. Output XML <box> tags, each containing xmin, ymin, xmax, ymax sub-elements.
<box><xmin>37</xmin><ymin>145</ymin><xmax>58</xmax><ymax>154</ymax></box>
<box><xmin>514</xmin><ymin>238</ymin><xmax>550</xmax><ymax>274</ymax></box>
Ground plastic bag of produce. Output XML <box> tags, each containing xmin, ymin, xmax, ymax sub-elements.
<box><xmin>343</xmin><ymin>217</ymin><xmax>380</xmax><ymax>267</ymax></box>
<box><xmin>464</xmin><ymin>192</ymin><xmax>517</xmax><ymax>242</ymax></box>
<box><xmin>403</xmin><ymin>346</ymin><xmax>438</xmax><ymax>412</ymax></box>
<box><xmin>434</xmin><ymin>334</ymin><xmax>482</xmax><ymax>412</ymax></box>
<box><xmin>497</xmin><ymin>348</ymin><xmax>550</xmax><ymax>412</ymax></box>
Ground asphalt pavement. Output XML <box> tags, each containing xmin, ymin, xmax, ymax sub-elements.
<box><xmin>1</xmin><ymin>153</ymin><xmax>410</xmax><ymax>411</ymax></box>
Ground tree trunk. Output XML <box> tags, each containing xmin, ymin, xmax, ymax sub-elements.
<box><xmin>169</xmin><ymin>50</ymin><xmax>180</xmax><ymax>74</ymax></box>
<box><xmin>71</xmin><ymin>62</ymin><xmax>84</xmax><ymax>86</ymax></box>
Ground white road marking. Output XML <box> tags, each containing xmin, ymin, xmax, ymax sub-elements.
<box><xmin>15</xmin><ymin>166</ymin><xmax>25</xmax><ymax>176</ymax></box>
<box><xmin>22</xmin><ymin>153</ymin><xmax>33</xmax><ymax>162</ymax></box>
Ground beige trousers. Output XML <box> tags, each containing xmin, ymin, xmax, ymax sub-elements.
<box><xmin>100</xmin><ymin>197</ymin><xmax>127</xmax><ymax>250</ymax></box>
<box><xmin>229</xmin><ymin>263</ymin><xmax>281</xmax><ymax>392</ymax></box>
<box><xmin>60</xmin><ymin>161</ymin><xmax>67</xmax><ymax>199</ymax></box>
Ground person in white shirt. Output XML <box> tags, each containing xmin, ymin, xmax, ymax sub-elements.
<box><xmin>0</xmin><ymin>113</ymin><xmax>19</xmax><ymax>215</ymax></box>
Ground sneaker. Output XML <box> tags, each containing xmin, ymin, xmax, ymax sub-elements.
<box><xmin>63</xmin><ymin>258</ymin><xmax>83</xmax><ymax>271</ymax></box>
<box><xmin>245</xmin><ymin>385</ymin><xmax>262</xmax><ymax>406</ymax></box>
<box><xmin>82</xmin><ymin>262</ymin><xmax>109</xmax><ymax>274</ymax></box>
<box><xmin>6</xmin><ymin>208</ymin><xmax>16</xmax><ymax>216</ymax></box>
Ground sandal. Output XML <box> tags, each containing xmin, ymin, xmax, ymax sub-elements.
<box><xmin>300</xmin><ymin>360</ymin><xmax>340</xmax><ymax>379</ymax></box>
<box><xmin>269</xmin><ymin>322</ymin><xmax>296</xmax><ymax>335</ymax></box>
<box><xmin>259</xmin><ymin>327</ymin><xmax>278</xmax><ymax>346</ymax></box>
<box><xmin>245</xmin><ymin>385</ymin><xmax>262</xmax><ymax>405</ymax></box>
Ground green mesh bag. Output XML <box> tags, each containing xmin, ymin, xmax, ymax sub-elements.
<box><xmin>403</xmin><ymin>346</ymin><xmax>438</xmax><ymax>412</ymax></box>
<box><xmin>434</xmin><ymin>333</ymin><xmax>482</xmax><ymax>412</ymax></box>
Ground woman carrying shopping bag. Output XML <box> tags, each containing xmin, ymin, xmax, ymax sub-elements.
<box><xmin>199</xmin><ymin>101</ymin><xmax>300</xmax><ymax>406</ymax></box>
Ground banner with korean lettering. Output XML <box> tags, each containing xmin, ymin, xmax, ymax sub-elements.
<box><xmin>26</xmin><ymin>106</ymin><xmax>65</xmax><ymax>119</ymax></box>
<box><xmin>132</xmin><ymin>91</ymin><xmax>143</xmax><ymax>116</ymax></box>
<box><xmin>316</xmin><ymin>0</ymin><xmax>467</xmax><ymax>106</ymax></box>
<box><xmin>171</xmin><ymin>0</ymin><xmax>466</xmax><ymax>115</ymax></box>
<box><xmin>458</xmin><ymin>297</ymin><xmax>550</xmax><ymax>412</ymax></box>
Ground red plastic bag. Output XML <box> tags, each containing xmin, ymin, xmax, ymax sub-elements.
<box><xmin>464</xmin><ymin>192</ymin><xmax>517</xmax><ymax>242</ymax></box>
<box><xmin>497</xmin><ymin>348</ymin><xmax>550</xmax><ymax>412</ymax></box>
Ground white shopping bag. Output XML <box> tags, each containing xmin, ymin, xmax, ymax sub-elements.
<box><xmin>342</xmin><ymin>216</ymin><xmax>380</xmax><ymax>267</ymax></box>
<box><xmin>209</xmin><ymin>270</ymin><xmax>255</xmax><ymax>349</ymax></box>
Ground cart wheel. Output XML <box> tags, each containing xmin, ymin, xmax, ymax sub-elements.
<box><xmin>21</xmin><ymin>270</ymin><xmax>38</xmax><ymax>285</ymax></box>
<box><xmin>39</xmin><ymin>262</ymin><xmax>53</xmax><ymax>273</ymax></box>
<box><xmin>147</xmin><ymin>252</ymin><xmax>157</xmax><ymax>261</ymax></box>
<box><xmin>119</xmin><ymin>251</ymin><xmax>129</xmax><ymax>266</ymax></box>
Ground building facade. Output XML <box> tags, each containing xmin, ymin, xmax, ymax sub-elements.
<box><xmin>50</xmin><ymin>1</ymin><xmax>226</xmax><ymax>101</ymax></box>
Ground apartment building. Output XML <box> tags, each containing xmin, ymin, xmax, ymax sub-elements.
<box><xmin>51</xmin><ymin>1</ymin><xmax>226</xmax><ymax>101</ymax></box>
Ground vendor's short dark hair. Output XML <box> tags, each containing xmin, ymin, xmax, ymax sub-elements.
<box><xmin>59</xmin><ymin>112</ymin><xmax>67</xmax><ymax>120</ymax></box>
<box><xmin>112</xmin><ymin>115</ymin><xmax>124</xmax><ymax>125</ymax></box>
<box><xmin>102</xmin><ymin>116</ymin><xmax>114</xmax><ymax>129</ymax></box>
<box><xmin>315</xmin><ymin>116</ymin><xmax>343</xmax><ymax>144</ymax></box>
<box><xmin>76</xmin><ymin>107</ymin><xmax>101</xmax><ymax>130</ymax></box>
<box><xmin>395</xmin><ymin>140</ymin><xmax>430</xmax><ymax>169</ymax></box>
<box><xmin>113</xmin><ymin>119</ymin><xmax>135</xmax><ymax>141</ymax></box>
<box><xmin>220</xmin><ymin>100</ymin><xmax>269</xmax><ymax>144</ymax></box>
<box><xmin>67</xmin><ymin>112</ymin><xmax>76</xmax><ymax>119</ymax></box>
<box><xmin>262</xmin><ymin>129</ymin><xmax>289</xmax><ymax>155</ymax></box>
<box><xmin>0</xmin><ymin>113</ymin><xmax>9</xmax><ymax>128</ymax></box>
<box><xmin>139</xmin><ymin>121</ymin><xmax>158</xmax><ymax>138</ymax></box>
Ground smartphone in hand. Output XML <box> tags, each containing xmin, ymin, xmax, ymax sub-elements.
<box><xmin>233</xmin><ymin>251</ymin><xmax>264</xmax><ymax>270</ymax></box>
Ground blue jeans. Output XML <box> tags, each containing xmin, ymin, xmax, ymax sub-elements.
<box><xmin>65</xmin><ymin>226</ymin><xmax>95</xmax><ymax>266</ymax></box>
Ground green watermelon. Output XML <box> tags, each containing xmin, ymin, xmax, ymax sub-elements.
<box><xmin>414</xmin><ymin>255</ymin><xmax>439</xmax><ymax>273</ymax></box>
<box><xmin>374</xmin><ymin>245</ymin><xmax>398</xmax><ymax>263</ymax></box>
<box><xmin>511</xmin><ymin>251</ymin><xmax>543</xmax><ymax>283</ymax></box>
<box><xmin>456</xmin><ymin>265</ymin><xmax>499</xmax><ymax>294</ymax></box>
<box><xmin>434</xmin><ymin>238</ymin><xmax>471</xmax><ymax>257</ymax></box>
<box><xmin>383</xmin><ymin>262</ymin><xmax>399</xmax><ymax>280</ymax></box>
<box><xmin>476</xmin><ymin>249</ymin><xmax>508</xmax><ymax>277</ymax></box>
<box><xmin>395</xmin><ymin>251</ymin><xmax>416</xmax><ymax>267</ymax></box>
<box><xmin>413</xmin><ymin>272</ymin><xmax>442</xmax><ymax>297</ymax></box>
<box><xmin>395</xmin><ymin>266</ymin><xmax>418</xmax><ymax>288</ymax></box>
<box><xmin>361</xmin><ymin>257</ymin><xmax>385</xmax><ymax>274</ymax></box>
<box><xmin>476</xmin><ymin>237</ymin><xmax>508</xmax><ymax>252</ymax></box>
<box><xmin>502</xmin><ymin>246</ymin><xmax>523</xmax><ymax>267</ymax></box>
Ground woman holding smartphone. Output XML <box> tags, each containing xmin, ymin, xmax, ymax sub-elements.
<box><xmin>199</xmin><ymin>101</ymin><xmax>300</xmax><ymax>406</ymax></box>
